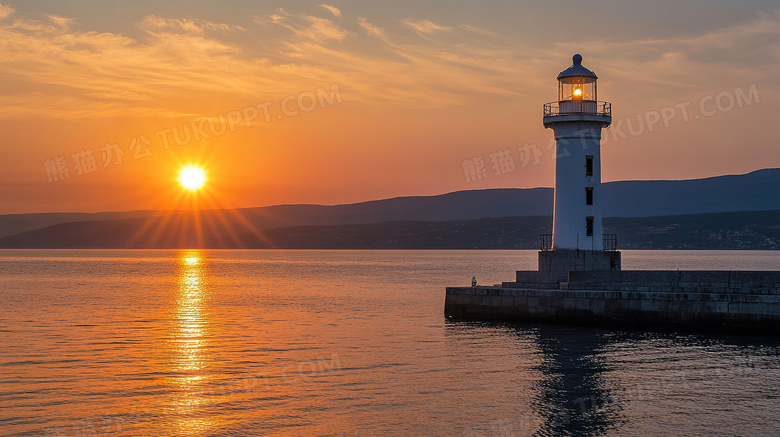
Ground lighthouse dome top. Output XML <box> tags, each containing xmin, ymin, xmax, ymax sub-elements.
<box><xmin>557</xmin><ymin>54</ymin><xmax>598</xmax><ymax>84</ymax></box>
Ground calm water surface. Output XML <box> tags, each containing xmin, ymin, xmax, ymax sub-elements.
<box><xmin>1</xmin><ymin>250</ymin><xmax>779</xmax><ymax>436</ymax></box>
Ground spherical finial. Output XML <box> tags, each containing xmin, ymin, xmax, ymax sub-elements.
<box><xmin>572</xmin><ymin>54</ymin><xmax>583</xmax><ymax>65</ymax></box>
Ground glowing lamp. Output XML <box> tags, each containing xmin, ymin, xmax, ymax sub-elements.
<box><xmin>556</xmin><ymin>54</ymin><xmax>598</xmax><ymax>104</ymax></box>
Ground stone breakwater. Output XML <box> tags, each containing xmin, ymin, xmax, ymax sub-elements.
<box><xmin>445</xmin><ymin>271</ymin><xmax>780</xmax><ymax>335</ymax></box>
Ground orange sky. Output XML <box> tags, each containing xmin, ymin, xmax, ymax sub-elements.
<box><xmin>0</xmin><ymin>1</ymin><xmax>778</xmax><ymax>213</ymax></box>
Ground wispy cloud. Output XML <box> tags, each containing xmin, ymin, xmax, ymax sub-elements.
<box><xmin>357</xmin><ymin>18</ymin><xmax>386</xmax><ymax>40</ymax></box>
<box><xmin>459</xmin><ymin>23</ymin><xmax>496</xmax><ymax>37</ymax></box>
<box><xmin>566</xmin><ymin>9</ymin><xmax>780</xmax><ymax>104</ymax></box>
<box><xmin>251</xmin><ymin>10</ymin><xmax>525</xmax><ymax>106</ymax></box>
<box><xmin>0</xmin><ymin>11</ymin><xmax>265</xmax><ymax>119</ymax></box>
<box><xmin>402</xmin><ymin>18</ymin><xmax>452</xmax><ymax>34</ymax></box>
<box><xmin>46</xmin><ymin>15</ymin><xmax>73</xmax><ymax>29</ymax></box>
<box><xmin>0</xmin><ymin>3</ymin><xmax>13</xmax><ymax>20</ymax></box>
<box><xmin>140</xmin><ymin>15</ymin><xmax>245</xmax><ymax>34</ymax></box>
<box><xmin>0</xmin><ymin>3</ymin><xmax>777</xmax><ymax>121</ymax></box>
<box><xmin>258</xmin><ymin>9</ymin><xmax>348</xmax><ymax>41</ymax></box>
<box><xmin>318</xmin><ymin>4</ymin><xmax>341</xmax><ymax>17</ymax></box>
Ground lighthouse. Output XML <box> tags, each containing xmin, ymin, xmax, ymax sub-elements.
<box><xmin>444</xmin><ymin>55</ymin><xmax>780</xmax><ymax>335</ymax></box>
<box><xmin>539</xmin><ymin>54</ymin><xmax>620</xmax><ymax>281</ymax></box>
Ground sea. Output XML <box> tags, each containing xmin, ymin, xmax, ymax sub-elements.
<box><xmin>1</xmin><ymin>250</ymin><xmax>779</xmax><ymax>436</ymax></box>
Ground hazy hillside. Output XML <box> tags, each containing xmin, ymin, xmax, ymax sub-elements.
<box><xmin>1</xmin><ymin>168</ymin><xmax>778</xmax><ymax>240</ymax></box>
<box><xmin>1</xmin><ymin>210</ymin><xmax>778</xmax><ymax>250</ymax></box>
<box><xmin>0</xmin><ymin>210</ymin><xmax>169</xmax><ymax>240</ymax></box>
<box><xmin>601</xmin><ymin>168</ymin><xmax>780</xmax><ymax>217</ymax></box>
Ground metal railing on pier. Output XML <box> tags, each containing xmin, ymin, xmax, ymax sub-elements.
<box><xmin>603</xmin><ymin>234</ymin><xmax>618</xmax><ymax>251</ymax></box>
<box><xmin>540</xmin><ymin>234</ymin><xmax>552</xmax><ymax>251</ymax></box>
<box><xmin>539</xmin><ymin>233</ymin><xmax>618</xmax><ymax>251</ymax></box>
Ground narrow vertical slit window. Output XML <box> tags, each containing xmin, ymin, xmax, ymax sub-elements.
<box><xmin>586</xmin><ymin>216</ymin><xmax>594</xmax><ymax>237</ymax></box>
<box><xmin>586</xmin><ymin>187</ymin><xmax>594</xmax><ymax>205</ymax></box>
<box><xmin>585</xmin><ymin>155</ymin><xmax>594</xmax><ymax>177</ymax></box>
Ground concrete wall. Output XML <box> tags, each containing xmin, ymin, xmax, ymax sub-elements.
<box><xmin>536</xmin><ymin>249</ymin><xmax>621</xmax><ymax>283</ymax></box>
<box><xmin>444</xmin><ymin>284</ymin><xmax>780</xmax><ymax>335</ymax></box>
<box><xmin>567</xmin><ymin>270</ymin><xmax>780</xmax><ymax>294</ymax></box>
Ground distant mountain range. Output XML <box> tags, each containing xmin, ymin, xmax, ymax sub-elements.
<box><xmin>1</xmin><ymin>210</ymin><xmax>777</xmax><ymax>250</ymax></box>
<box><xmin>1</xmin><ymin>168</ymin><xmax>779</xmax><ymax>249</ymax></box>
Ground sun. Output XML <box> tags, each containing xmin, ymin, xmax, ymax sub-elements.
<box><xmin>178</xmin><ymin>165</ymin><xmax>207</xmax><ymax>191</ymax></box>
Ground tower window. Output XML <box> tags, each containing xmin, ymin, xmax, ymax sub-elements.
<box><xmin>586</xmin><ymin>216</ymin><xmax>594</xmax><ymax>236</ymax></box>
<box><xmin>585</xmin><ymin>156</ymin><xmax>594</xmax><ymax>176</ymax></box>
<box><xmin>586</xmin><ymin>187</ymin><xmax>594</xmax><ymax>205</ymax></box>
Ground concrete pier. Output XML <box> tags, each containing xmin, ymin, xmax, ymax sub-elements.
<box><xmin>445</xmin><ymin>270</ymin><xmax>780</xmax><ymax>335</ymax></box>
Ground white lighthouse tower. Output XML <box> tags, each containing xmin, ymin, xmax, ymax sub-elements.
<box><xmin>539</xmin><ymin>54</ymin><xmax>620</xmax><ymax>282</ymax></box>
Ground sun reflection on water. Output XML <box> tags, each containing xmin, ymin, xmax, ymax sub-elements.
<box><xmin>169</xmin><ymin>250</ymin><xmax>214</xmax><ymax>435</ymax></box>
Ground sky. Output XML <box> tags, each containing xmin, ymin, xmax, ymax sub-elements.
<box><xmin>0</xmin><ymin>0</ymin><xmax>778</xmax><ymax>214</ymax></box>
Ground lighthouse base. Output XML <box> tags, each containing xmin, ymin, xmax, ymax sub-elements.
<box><xmin>536</xmin><ymin>249</ymin><xmax>621</xmax><ymax>284</ymax></box>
